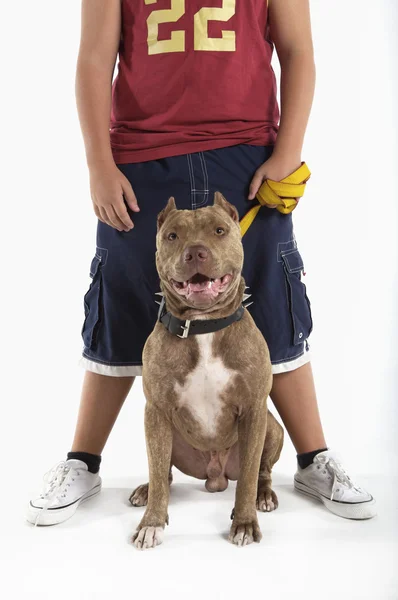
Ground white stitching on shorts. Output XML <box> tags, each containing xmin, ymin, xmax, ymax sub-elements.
<box><xmin>95</xmin><ymin>246</ymin><xmax>108</xmax><ymax>264</ymax></box>
<box><xmin>193</xmin><ymin>152</ymin><xmax>208</xmax><ymax>207</ymax></box>
<box><xmin>281</xmin><ymin>249</ymin><xmax>304</xmax><ymax>273</ymax></box>
<box><xmin>189</xmin><ymin>153</ymin><xmax>209</xmax><ymax>209</ymax></box>
<box><xmin>187</xmin><ymin>154</ymin><xmax>195</xmax><ymax>209</ymax></box>
<box><xmin>204</xmin><ymin>153</ymin><xmax>210</xmax><ymax>203</ymax></box>
<box><xmin>277</xmin><ymin>239</ymin><xmax>297</xmax><ymax>263</ymax></box>
<box><xmin>191</xmin><ymin>155</ymin><xmax>201</xmax><ymax>208</ymax></box>
<box><xmin>202</xmin><ymin>152</ymin><xmax>209</xmax><ymax>192</ymax></box>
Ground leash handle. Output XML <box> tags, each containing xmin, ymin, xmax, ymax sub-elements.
<box><xmin>240</xmin><ymin>162</ymin><xmax>311</xmax><ymax>237</ymax></box>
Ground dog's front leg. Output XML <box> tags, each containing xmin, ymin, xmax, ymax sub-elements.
<box><xmin>132</xmin><ymin>403</ymin><xmax>172</xmax><ymax>550</ymax></box>
<box><xmin>229</xmin><ymin>398</ymin><xmax>268</xmax><ymax>547</ymax></box>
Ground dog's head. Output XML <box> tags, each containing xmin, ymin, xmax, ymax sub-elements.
<box><xmin>156</xmin><ymin>193</ymin><xmax>243</xmax><ymax>312</ymax></box>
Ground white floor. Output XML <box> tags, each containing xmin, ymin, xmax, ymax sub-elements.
<box><xmin>3</xmin><ymin>472</ymin><xmax>396</xmax><ymax>600</ymax></box>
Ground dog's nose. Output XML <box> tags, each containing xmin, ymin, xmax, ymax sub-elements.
<box><xmin>183</xmin><ymin>245</ymin><xmax>209</xmax><ymax>263</ymax></box>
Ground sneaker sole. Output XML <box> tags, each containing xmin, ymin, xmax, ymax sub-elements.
<box><xmin>26</xmin><ymin>481</ymin><xmax>102</xmax><ymax>526</ymax></box>
<box><xmin>294</xmin><ymin>478</ymin><xmax>377</xmax><ymax>520</ymax></box>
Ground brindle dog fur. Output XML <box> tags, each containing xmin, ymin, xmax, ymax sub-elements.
<box><xmin>130</xmin><ymin>193</ymin><xmax>284</xmax><ymax>549</ymax></box>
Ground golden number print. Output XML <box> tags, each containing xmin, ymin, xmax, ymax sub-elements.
<box><xmin>194</xmin><ymin>0</ymin><xmax>236</xmax><ymax>52</ymax></box>
<box><xmin>145</xmin><ymin>0</ymin><xmax>185</xmax><ymax>55</ymax></box>
<box><xmin>145</xmin><ymin>1</ymin><xmax>237</xmax><ymax>55</ymax></box>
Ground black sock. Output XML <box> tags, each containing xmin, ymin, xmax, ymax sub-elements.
<box><xmin>67</xmin><ymin>451</ymin><xmax>102</xmax><ymax>474</ymax></box>
<box><xmin>297</xmin><ymin>447</ymin><xmax>328</xmax><ymax>470</ymax></box>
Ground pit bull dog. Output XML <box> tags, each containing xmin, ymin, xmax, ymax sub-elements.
<box><xmin>130</xmin><ymin>193</ymin><xmax>284</xmax><ymax>549</ymax></box>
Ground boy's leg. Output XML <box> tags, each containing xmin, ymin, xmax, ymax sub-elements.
<box><xmin>271</xmin><ymin>363</ymin><xmax>327</xmax><ymax>454</ymax></box>
<box><xmin>28</xmin><ymin>155</ymin><xmax>196</xmax><ymax>525</ymax></box>
<box><xmin>27</xmin><ymin>372</ymin><xmax>133</xmax><ymax>525</ymax></box>
<box><xmin>203</xmin><ymin>144</ymin><xmax>376</xmax><ymax>519</ymax></box>
<box><xmin>71</xmin><ymin>372</ymin><xmax>135</xmax><ymax>455</ymax></box>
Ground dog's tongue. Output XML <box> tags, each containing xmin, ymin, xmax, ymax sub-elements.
<box><xmin>187</xmin><ymin>274</ymin><xmax>213</xmax><ymax>292</ymax></box>
<box><xmin>188</xmin><ymin>278</ymin><xmax>224</xmax><ymax>294</ymax></box>
<box><xmin>189</xmin><ymin>280</ymin><xmax>210</xmax><ymax>292</ymax></box>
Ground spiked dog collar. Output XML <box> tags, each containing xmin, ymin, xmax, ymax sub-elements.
<box><xmin>157</xmin><ymin>296</ymin><xmax>245</xmax><ymax>339</ymax></box>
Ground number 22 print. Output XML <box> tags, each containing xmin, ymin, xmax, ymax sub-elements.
<box><xmin>145</xmin><ymin>0</ymin><xmax>236</xmax><ymax>55</ymax></box>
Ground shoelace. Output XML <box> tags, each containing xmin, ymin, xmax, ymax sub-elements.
<box><xmin>314</xmin><ymin>454</ymin><xmax>362</xmax><ymax>501</ymax></box>
<box><xmin>35</xmin><ymin>461</ymin><xmax>79</xmax><ymax>526</ymax></box>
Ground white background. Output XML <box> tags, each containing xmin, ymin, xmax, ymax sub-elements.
<box><xmin>0</xmin><ymin>1</ymin><xmax>397</xmax><ymax>598</ymax></box>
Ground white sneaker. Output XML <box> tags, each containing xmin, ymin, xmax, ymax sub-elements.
<box><xmin>294</xmin><ymin>450</ymin><xmax>376</xmax><ymax>519</ymax></box>
<box><xmin>27</xmin><ymin>459</ymin><xmax>102</xmax><ymax>526</ymax></box>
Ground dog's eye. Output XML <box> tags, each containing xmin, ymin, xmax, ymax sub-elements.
<box><xmin>168</xmin><ymin>232</ymin><xmax>178</xmax><ymax>241</ymax></box>
<box><xmin>215</xmin><ymin>227</ymin><xmax>225</xmax><ymax>235</ymax></box>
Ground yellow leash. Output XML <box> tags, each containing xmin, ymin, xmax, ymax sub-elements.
<box><xmin>240</xmin><ymin>162</ymin><xmax>311</xmax><ymax>237</ymax></box>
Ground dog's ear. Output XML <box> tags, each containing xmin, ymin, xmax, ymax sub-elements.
<box><xmin>157</xmin><ymin>197</ymin><xmax>177</xmax><ymax>231</ymax></box>
<box><xmin>213</xmin><ymin>192</ymin><xmax>239</xmax><ymax>223</ymax></box>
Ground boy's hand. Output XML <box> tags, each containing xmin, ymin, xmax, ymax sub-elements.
<box><xmin>248</xmin><ymin>155</ymin><xmax>302</xmax><ymax>206</ymax></box>
<box><xmin>89</xmin><ymin>163</ymin><xmax>140</xmax><ymax>232</ymax></box>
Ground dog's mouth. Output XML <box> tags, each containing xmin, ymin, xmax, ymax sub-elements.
<box><xmin>170</xmin><ymin>273</ymin><xmax>233</xmax><ymax>300</ymax></box>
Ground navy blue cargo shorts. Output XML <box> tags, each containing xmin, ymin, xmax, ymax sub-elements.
<box><xmin>80</xmin><ymin>144</ymin><xmax>313</xmax><ymax>376</ymax></box>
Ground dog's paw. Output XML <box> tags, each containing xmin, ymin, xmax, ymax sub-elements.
<box><xmin>228</xmin><ymin>519</ymin><xmax>262</xmax><ymax>547</ymax></box>
<box><xmin>129</xmin><ymin>483</ymin><xmax>149</xmax><ymax>507</ymax></box>
<box><xmin>132</xmin><ymin>526</ymin><xmax>164</xmax><ymax>550</ymax></box>
<box><xmin>256</xmin><ymin>487</ymin><xmax>279</xmax><ymax>512</ymax></box>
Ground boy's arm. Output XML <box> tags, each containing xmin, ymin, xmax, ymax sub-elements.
<box><xmin>249</xmin><ymin>0</ymin><xmax>316</xmax><ymax>199</ymax></box>
<box><xmin>76</xmin><ymin>0</ymin><xmax>139</xmax><ymax>231</ymax></box>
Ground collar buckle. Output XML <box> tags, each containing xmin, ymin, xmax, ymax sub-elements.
<box><xmin>177</xmin><ymin>320</ymin><xmax>191</xmax><ymax>339</ymax></box>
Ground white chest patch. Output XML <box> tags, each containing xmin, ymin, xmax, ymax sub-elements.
<box><xmin>174</xmin><ymin>333</ymin><xmax>236</xmax><ymax>437</ymax></box>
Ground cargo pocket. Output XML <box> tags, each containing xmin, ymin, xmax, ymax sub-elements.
<box><xmin>81</xmin><ymin>248</ymin><xmax>107</xmax><ymax>350</ymax></box>
<box><xmin>281</xmin><ymin>249</ymin><xmax>313</xmax><ymax>345</ymax></box>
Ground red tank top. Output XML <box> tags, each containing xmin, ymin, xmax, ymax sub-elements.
<box><xmin>110</xmin><ymin>0</ymin><xmax>279</xmax><ymax>164</ymax></box>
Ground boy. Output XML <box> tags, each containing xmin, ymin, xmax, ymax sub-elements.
<box><xmin>27</xmin><ymin>0</ymin><xmax>375</xmax><ymax>525</ymax></box>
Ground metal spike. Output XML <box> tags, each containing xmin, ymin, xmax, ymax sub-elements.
<box><xmin>155</xmin><ymin>292</ymin><xmax>164</xmax><ymax>297</ymax></box>
<box><xmin>245</xmin><ymin>286</ymin><xmax>250</xmax><ymax>290</ymax></box>
<box><xmin>243</xmin><ymin>293</ymin><xmax>252</xmax><ymax>301</ymax></box>
<box><xmin>243</xmin><ymin>301</ymin><xmax>253</xmax><ymax>309</ymax></box>
<box><xmin>155</xmin><ymin>300</ymin><xmax>162</xmax><ymax>306</ymax></box>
